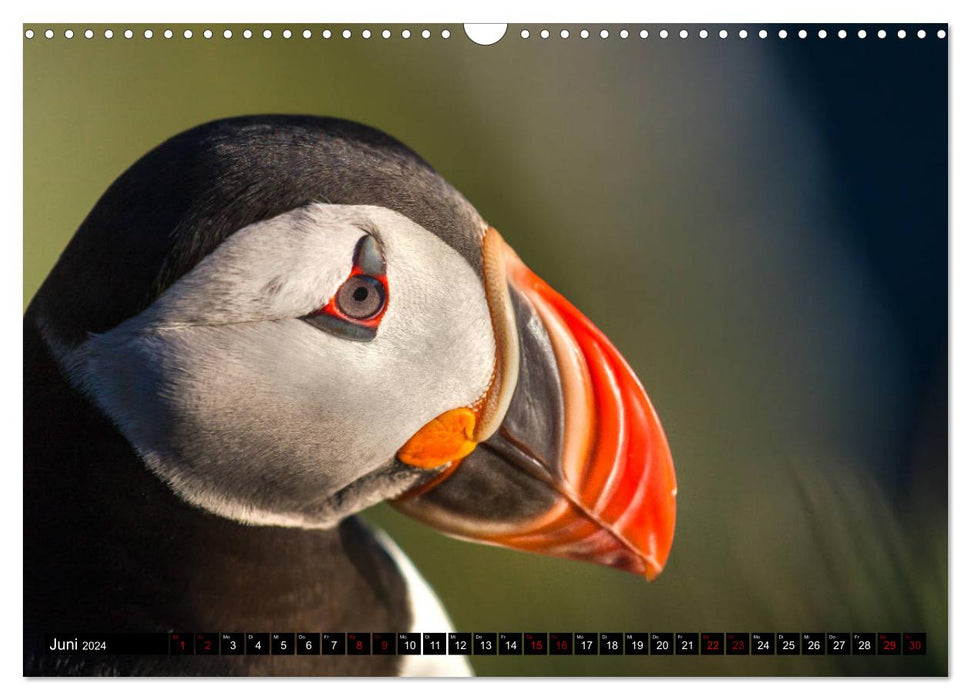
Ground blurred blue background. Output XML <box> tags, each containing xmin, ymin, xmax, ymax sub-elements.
<box><xmin>23</xmin><ymin>24</ymin><xmax>947</xmax><ymax>675</ymax></box>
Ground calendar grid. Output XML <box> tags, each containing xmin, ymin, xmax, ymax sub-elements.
<box><xmin>43</xmin><ymin>632</ymin><xmax>926</xmax><ymax>656</ymax></box>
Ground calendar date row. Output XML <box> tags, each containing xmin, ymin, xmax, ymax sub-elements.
<box><xmin>46</xmin><ymin>632</ymin><xmax>926</xmax><ymax>656</ymax></box>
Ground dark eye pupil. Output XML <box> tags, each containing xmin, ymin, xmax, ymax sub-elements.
<box><xmin>336</xmin><ymin>275</ymin><xmax>385</xmax><ymax>319</ymax></box>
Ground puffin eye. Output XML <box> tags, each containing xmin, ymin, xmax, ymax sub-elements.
<box><xmin>301</xmin><ymin>233</ymin><xmax>389</xmax><ymax>342</ymax></box>
<box><xmin>336</xmin><ymin>275</ymin><xmax>386</xmax><ymax>319</ymax></box>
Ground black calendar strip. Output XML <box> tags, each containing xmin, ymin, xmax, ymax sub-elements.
<box><xmin>44</xmin><ymin>632</ymin><xmax>927</xmax><ymax>656</ymax></box>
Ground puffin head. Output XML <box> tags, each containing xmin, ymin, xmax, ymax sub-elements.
<box><xmin>33</xmin><ymin>116</ymin><xmax>677</xmax><ymax>580</ymax></box>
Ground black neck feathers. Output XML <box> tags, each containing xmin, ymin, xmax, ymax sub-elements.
<box><xmin>23</xmin><ymin>316</ymin><xmax>410</xmax><ymax>675</ymax></box>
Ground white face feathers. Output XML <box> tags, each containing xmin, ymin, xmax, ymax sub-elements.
<box><xmin>59</xmin><ymin>204</ymin><xmax>496</xmax><ymax>528</ymax></box>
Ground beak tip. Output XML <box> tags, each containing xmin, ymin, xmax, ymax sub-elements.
<box><xmin>646</xmin><ymin>536</ymin><xmax>674</xmax><ymax>581</ymax></box>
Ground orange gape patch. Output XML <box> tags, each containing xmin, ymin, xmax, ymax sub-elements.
<box><xmin>397</xmin><ymin>408</ymin><xmax>479</xmax><ymax>469</ymax></box>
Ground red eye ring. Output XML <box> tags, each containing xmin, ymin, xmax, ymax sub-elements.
<box><xmin>317</xmin><ymin>265</ymin><xmax>389</xmax><ymax>330</ymax></box>
<box><xmin>302</xmin><ymin>234</ymin><xmax>389</xmax><ymax>341</ymax></box>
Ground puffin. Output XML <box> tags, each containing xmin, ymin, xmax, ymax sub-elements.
<box><xmin>23</xmin><ymin>115</ymin><xmax>677</xmax><ymax>676</ymax></box>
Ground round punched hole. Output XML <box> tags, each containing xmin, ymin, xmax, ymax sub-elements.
<box><xmin>462</xmin><ymin>24</ymin><xmax>504</xmax><ymax>46</ymax></box>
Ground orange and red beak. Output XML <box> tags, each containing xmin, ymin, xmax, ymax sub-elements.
<box><xmin>394</xmin><ymin>228</ymin><xmax>677</xmax><ymax>580</ymax></box>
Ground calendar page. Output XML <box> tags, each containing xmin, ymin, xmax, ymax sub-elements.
<box><xmin>22</xmin><ymin>20</ymin><xmax>947</xmax><ymax>677</ymax></box>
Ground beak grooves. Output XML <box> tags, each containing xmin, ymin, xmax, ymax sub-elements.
<box><xmin>496</xmin><ymin>245</ymin><xmax>677</xmax><ymax>580</ymax></box>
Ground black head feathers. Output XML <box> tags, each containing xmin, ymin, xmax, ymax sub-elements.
<box><xmin>31</xmin><ymin>115</ymin><xmax>483</xmax><ymax>346</ymax></box>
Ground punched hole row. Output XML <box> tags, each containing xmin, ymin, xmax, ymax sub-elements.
<box><xmin>24</xmin><ymin>26</ymin><xmax>948</xmax><ymax>41</ymax></box>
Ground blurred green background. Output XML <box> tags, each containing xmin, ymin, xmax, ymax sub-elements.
<box><xmin>24</xmin><ymin>24</ymin><xmax>947</xmax><ymax>675</ymax></box>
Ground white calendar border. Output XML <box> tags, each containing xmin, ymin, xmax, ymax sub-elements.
<box><xmin>3</xmin><ymin>1</ymin><xmax>963</xmax><ymax>698</ymax></box>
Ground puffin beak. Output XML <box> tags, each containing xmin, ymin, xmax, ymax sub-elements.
<box><xmin>394</xmin><ymin>229</ymin><xmax>677</xmax><ymax>580</ymax></box>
